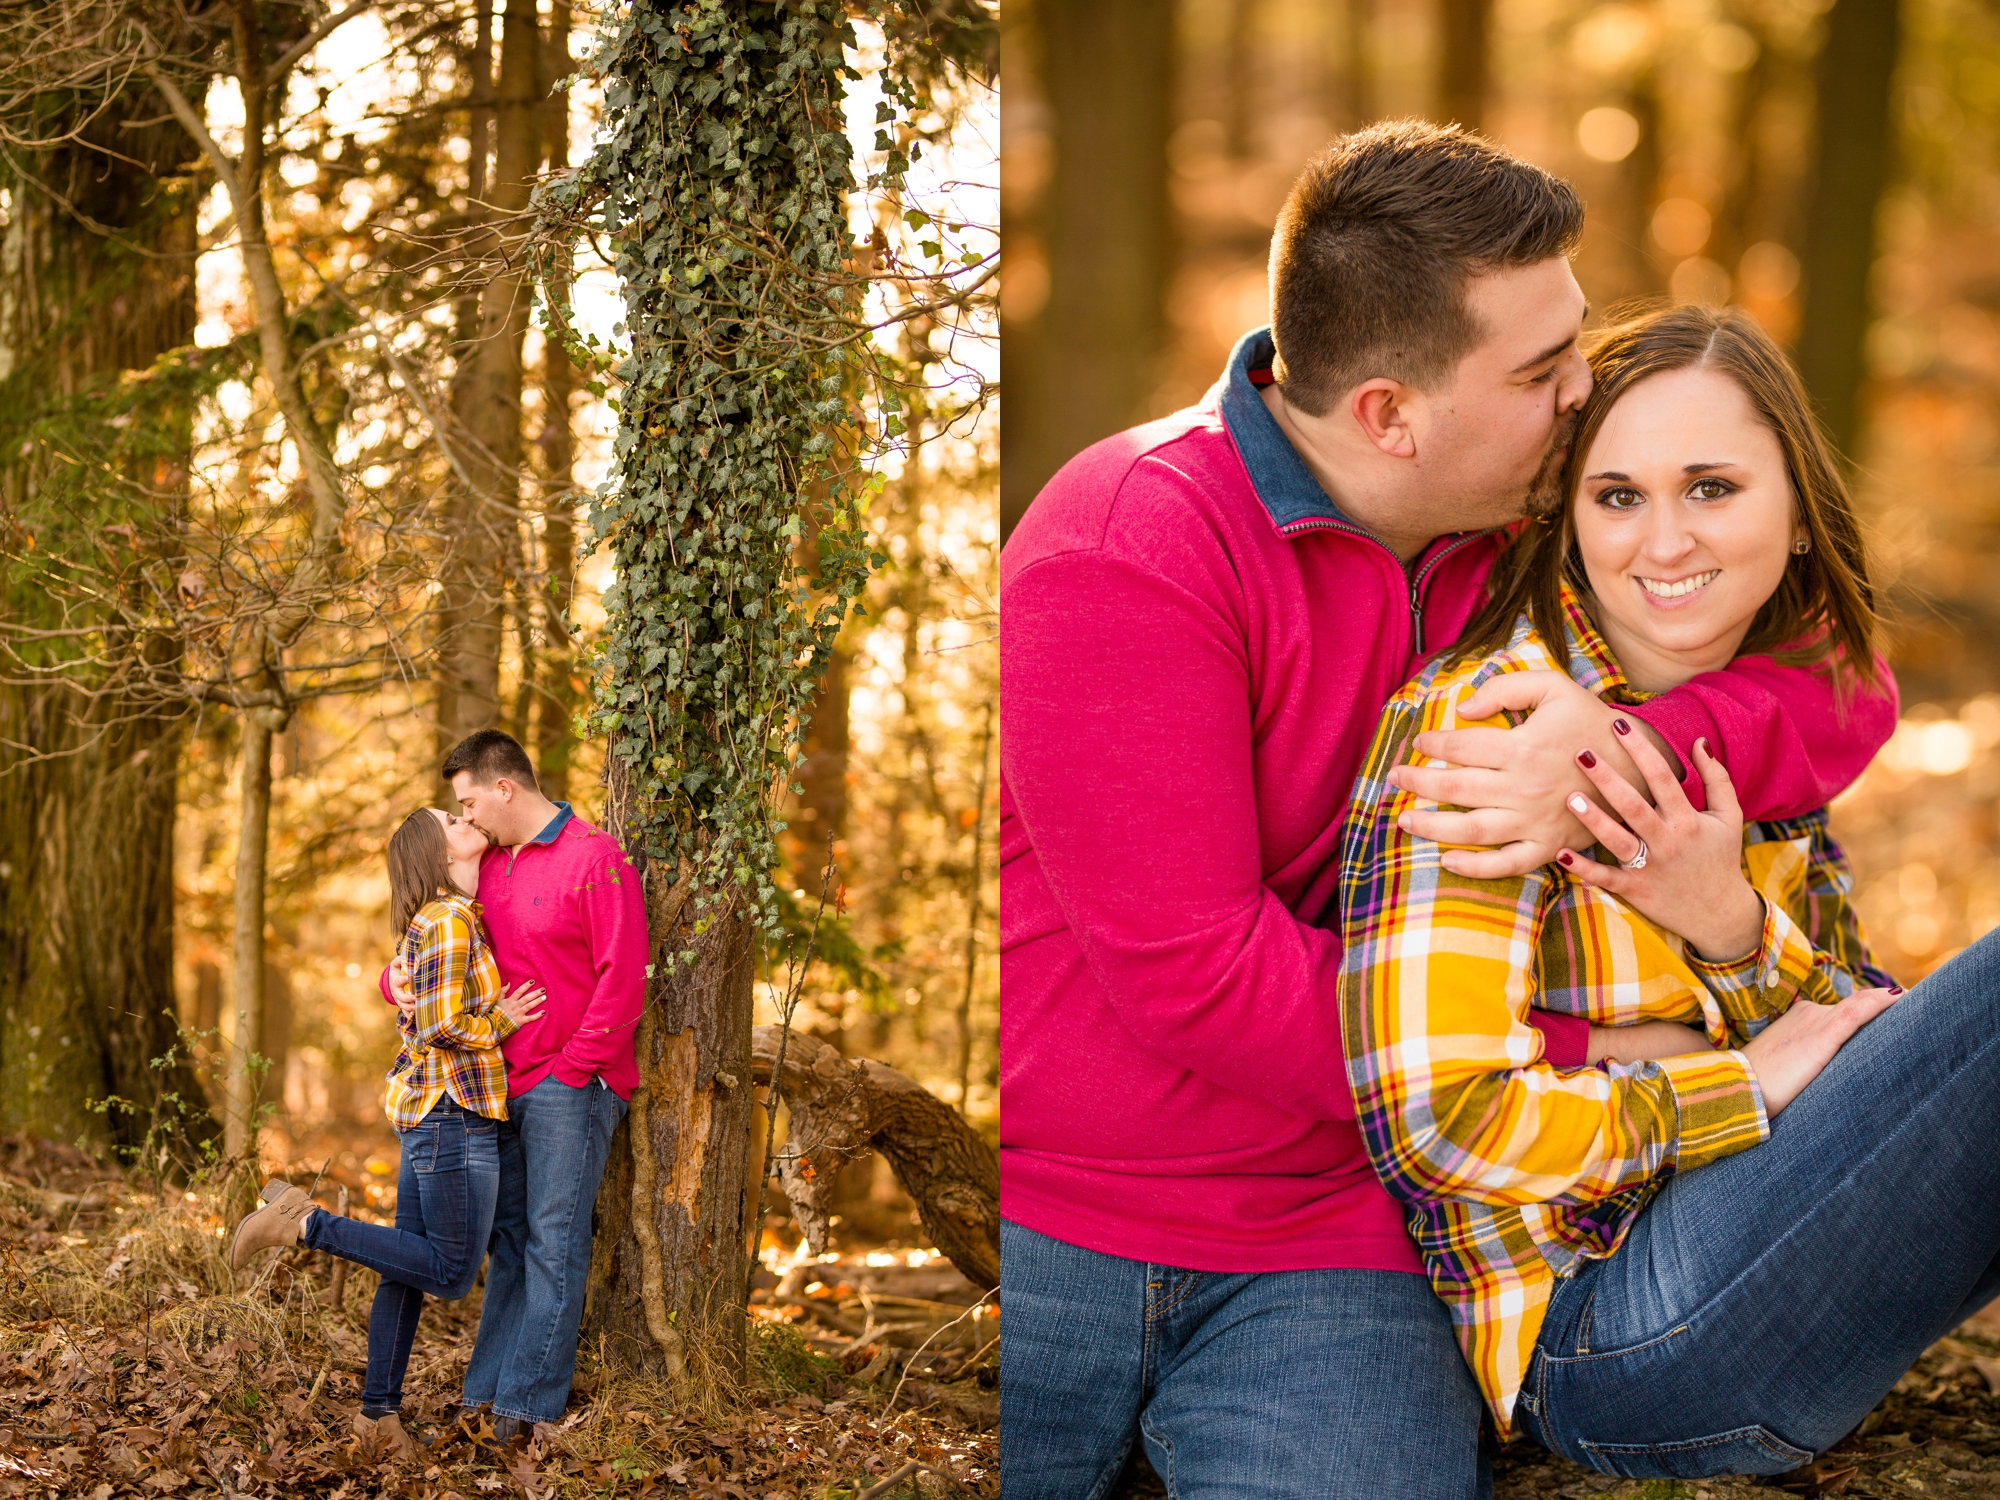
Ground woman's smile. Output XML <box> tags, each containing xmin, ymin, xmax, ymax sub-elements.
<box><xmin>1634</xmin><ymin>568</ymin><xmax>1721</xmax><ymax>605</ymax></box>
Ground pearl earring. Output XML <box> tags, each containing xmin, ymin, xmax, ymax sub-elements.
<box><xmin>1792</xmin><ymin>538</ymin><xmax>1811</xmax><ymax>555</ymax></box>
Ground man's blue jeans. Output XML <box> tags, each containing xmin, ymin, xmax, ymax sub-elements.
<box><xmin>461</xmin><ymin>1074</ymin><xmax>627</xmax><ymax>1424</ymax></box>
<box><xmin>1000</xmin><ymin>1219</ymin><xmax>1492</xmax><ymax>1499</ymax></box>
<box><xmin>1520</xmin><ymin>927</ymin><xmax>2000</xmax><ymax>1479</ymax></box>
<box><xmin>301</xmin><ymin>1097</ymin><xmax>500</xmax><ymax>1417</ymax></box>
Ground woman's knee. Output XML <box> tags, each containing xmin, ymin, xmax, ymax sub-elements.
<box><xmin>436</xmin><ymin>1261</ymin><xmax>482</xmax><ymax>1300</ymax></box>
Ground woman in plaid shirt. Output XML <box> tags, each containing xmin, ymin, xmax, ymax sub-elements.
<box><xmin>228</xmin><ymin>807</ymin><xmax>545</xmax><ymax>1458</ymax></box>
<box><xmin>1341</xmin><ymin>305</ymin><xmax>2000</xmax><ymax>1482</ymax></box>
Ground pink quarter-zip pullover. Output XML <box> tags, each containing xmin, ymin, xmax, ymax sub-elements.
<box><xmin>999</xmin><ymin>329</ymin><xmax>1898</xmax><ymax>1273</ymax></box>
<box><xmin>382</xmin><ymin>804</ymin><xmax>649</xmax><ymax>1101</ymax></box>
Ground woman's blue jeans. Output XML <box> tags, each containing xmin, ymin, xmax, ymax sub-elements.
<box><xmin>1520</xmin><ymin>926</ymin><xmax>2000</xmax><ymax>1480</ymax></box>
<box><xmin>301</xmin><ymin>1097</ymin><xmax>501</xmax><ymax>1417</ymax></box>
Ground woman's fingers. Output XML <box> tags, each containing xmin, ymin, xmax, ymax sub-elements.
<box><xmin>1563</xmin><ymin>788</ymin><xmax>1646</xmax><ymax>864</ymax></box>
<box><xmin>1572</xmin><ymin>749</ymin><xmax>1665</xmax><ymax>843</ymax></box>
<box><xmin>1612</xmin><ymin>718</ymin><xmax>1693</xmax><ymax>813</ymax></box>
<box><xmin>1691</xmin><ymin>737</ymin><xmax>1743</xmax><ymax>824</ymax></box>
<box><xmin>1554</xmin><ymin>845</ymin><xmax>1636</xmax><ymax>893</ymax></box>
<box><xmin>1835</xmin><ymin>984</ymin><xmax>1902</xmax><ymax>1030</ymax></box>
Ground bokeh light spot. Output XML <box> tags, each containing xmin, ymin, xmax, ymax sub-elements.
<box><xmin>1577</xmin><ymin>107</ymin><xmax>1641</xmax><ymax>163</ymax></box>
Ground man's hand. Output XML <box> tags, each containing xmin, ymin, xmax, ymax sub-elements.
<box><xmin>1386</xmin><ymin>670</ymin><xmax>1685</xmax><ymax>879</ymax></box>
<box><xmin>1585</xmin><ymin>1019</ymin><xmax>1714</xmax><ymax>1066</ymax></box>
<box><xmin>388</xmin><ymin>955</ymin><xmax>415</xmax><ymax>1020</ymax></box>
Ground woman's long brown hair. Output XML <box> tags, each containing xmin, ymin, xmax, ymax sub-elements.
<box><xmin>1448</xmin><ymin>303</ymin><xmax>1881</xmax><ymax>690</ymax></box>
<box><xmin>387</xmin><ymin>809</ymin><xmax>451</xmax><ymax>938</ymax></box>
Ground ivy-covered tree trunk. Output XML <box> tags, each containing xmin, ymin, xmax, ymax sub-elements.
<box><xmin>0</xmin><ymin>108</ymin><xmax>216</xmax><ymax>1152</ymax></box>
<box><xmin>549</xmin><ymin>0</ymin><xmax>878</xmax><ymax>1384</ymax></box>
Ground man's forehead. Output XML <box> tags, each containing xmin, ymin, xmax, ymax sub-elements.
<box><xmin>1464</xmin><ymin>258</ymin><xmax>1586</xmax><ymax>365</ymax></box>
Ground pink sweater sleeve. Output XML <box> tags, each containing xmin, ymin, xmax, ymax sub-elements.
<box><xmin>1629</xmin><ymin>654</ymin><xmax>1898</xmax><ymax>817</ymax></box>
<box><xmin>1007</xmin><ymin>548</ymin><xmax>1371</xmax><ymax>1122</ymax></box>
<box><xmin>552</xmin><ymin>845</ymin><xmax>650</xmax><ymax>1088</ymax></box>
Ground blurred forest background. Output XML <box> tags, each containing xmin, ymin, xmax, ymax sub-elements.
<box><xmin>1002</xmin><ymin>0</ymin><xmax>2000</xmax><ymax>990</ymax></box>
<box><xmin>0</xmin><ymin>0</ymin><xmax>998</xmax><ymax>1252</ymax></box>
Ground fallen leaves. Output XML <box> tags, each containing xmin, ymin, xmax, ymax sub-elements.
<box><xmin>0</xmin><ymin>1136</ymin><xmax>997</xmax><ymax>1498</ymax></box>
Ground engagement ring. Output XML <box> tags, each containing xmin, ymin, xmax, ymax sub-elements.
<box><xmin>1621</xmin><ymin>839</ymin><xmax>1649</xmax><ymax>871</ymax></box>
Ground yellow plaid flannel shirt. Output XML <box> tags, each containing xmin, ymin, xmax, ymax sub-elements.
<box><xmin>1337</xmin><ymin>590</ymin><xmax>1889</xmax><ymax>1433</ymax></box>
<box><xmin>383</xmin><ymin>889</ymin><xmax>518</xmax><ymax>1131</ymax></box>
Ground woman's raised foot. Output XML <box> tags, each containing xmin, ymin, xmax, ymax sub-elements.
<box><xmin>226</xmin><ymin>1180</ymin><xmax>316</xmax><ymax>1273</ymax></box>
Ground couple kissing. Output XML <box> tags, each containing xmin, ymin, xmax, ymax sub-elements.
<box><xmin>230</xmin><ymin>729</ymin><xmax>645</xmax><ymax>1459</ymax></box>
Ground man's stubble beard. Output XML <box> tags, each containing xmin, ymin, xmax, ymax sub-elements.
<box><xmin>1522</xmin><ymin>406</ymin><xmax>1581</xmax><ymax>521</ymax></box>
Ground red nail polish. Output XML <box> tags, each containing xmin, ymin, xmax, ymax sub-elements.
<box><xmin>1613</xmin><ymin>718</ymin><xmax>1631</xmax><ymax>736</ymax></box>
<box><xmin>1557</xmin><ymin>851</ymin><xmax>1574</xmax><ymax>866</ymax></box>
<box><xmin>1889</xmin><ymin>986</ymin><xmax>1905</xmax><ymax>995</ymax></box>
<box><xmin>1576</xmin><ymin>749</ymin><xmax>1597</xmax><ymax>768</ymax></box>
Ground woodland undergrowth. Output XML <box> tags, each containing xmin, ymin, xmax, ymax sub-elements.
<box><xmin>0</xmin><ymin>1137</ymin><xmax>994</xmax><ymax>1499</ymax></box>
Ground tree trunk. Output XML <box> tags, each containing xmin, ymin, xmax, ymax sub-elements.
<box><xmin>1709</xmin><ymin>22</ymin><xmax>1773</xmax><ymax>277</ymax></box>
<box><xmin>1224</xmin><ymin>0</ymin><xmax>1264</xmax><ymax>161</ymax></box>
<box><xmin>0</xmin><ymin>100</ymin><xmax>215</xmax><ymax>1155</ymax></box>
<box><xmin>534</xmin><ymin>0</ymin><xmax>579</xmax><ymax>804</ymax></box>
<box><xmin>999</xmin><ymin>0</ymin><xmax>1173</xmax><ymax>539</ymax></box>
<box><xmin>750</xmin><ymin>1028</ymin><xmax>999</xmax><ymax>1291</ymax></box>
<box><xmin>1795</xmin><ymin>0</ymin><xmax>1902</xmax><ymax>461</ymax></box>
<box><xmin>1436</xmin><ymin>0</ymin><xmax>1490</xmax><ymax>133</ymax></box>
<box><xmin>225</xmin><ymin>709</ymin><xmax>284</xmax><ymax>1158</ymax></box>
<box><xmin>956</xmin><ymin>704</ymin><xmax>994</xmax><ymax>1113</ymax></box>
<box><xmin>585</xmin><ymin>771</ymin><xmax>757</xmax><ymax>1385</ymax></box>
<box><xmin>438</xmin><ymin>0</ymin><xmax>544</xmax><ymax>753</ymax></box>
<box><xmin>1339</xmin><ymin>0</ymin><xmax>1375</xmax><ymax>129</ymax></box>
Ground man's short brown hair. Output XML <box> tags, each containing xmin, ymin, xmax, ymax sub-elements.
<box><xmin>1268</xmin><ymin>120</ymin><xmax>1585</xmax><ymax>414</ymax></box>
<box><xmin>441</xmin><ymin>727</ymin><xmax>538</xmax><ymax>790</ymax></box>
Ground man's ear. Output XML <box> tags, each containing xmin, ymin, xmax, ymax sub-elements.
<box><xmin>493</xmin><ymin>777</ymin><xmax>516</xmax><ymax>803</ymax></box>
<box><xmin>1350</xmin><ymin>379</ymin><xmax>1419</xmax><ymax>460</ymax></box>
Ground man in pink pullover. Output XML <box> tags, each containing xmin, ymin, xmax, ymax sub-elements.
<box><xmin>384</xmin><ymin>729</ymin><xmax>646</xmax><ymax>1446</ymax></box>
<box><xmin>1000</xmin><ymin>123</ymin><xmax>1896</xmax><ymax>1495</ymax></box>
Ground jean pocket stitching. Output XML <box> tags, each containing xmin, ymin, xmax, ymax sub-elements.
<box><xmin>1539</xmin><ymin>1321</ymin><xmax>1690</xmax><ymax>1367</ymax></box>
<box><xmin>1579</xmin><ymin>1423</ymin><xmax>1813</xmax><ymax>1467</ymax></box>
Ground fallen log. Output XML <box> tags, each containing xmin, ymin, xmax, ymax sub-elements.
<box><xmin>750</xmin><ymin>1027</ymin><xmax>999</xmax><ymax>1290</ymax></box>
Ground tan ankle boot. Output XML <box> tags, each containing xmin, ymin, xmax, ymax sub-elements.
<box><xmin>227</xmin><ymin>1180</ymin><xmax>315</xmax><ymax>1273</ymax></box>
<box><xmin>352</xmin><ymin>1409</ymin><xmax>419</xmax><ymax>1460</ymax></box>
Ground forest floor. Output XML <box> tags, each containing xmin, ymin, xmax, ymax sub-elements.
<box><xmin>1109</xmin><ymin>1313</ymin><xmax>2000</xmax><ymax>1499</ymax></box>
<box><xmin>0</xmin><ymin>1131</ymin><xmax>996</xmax><ymax>1499</ymax></box>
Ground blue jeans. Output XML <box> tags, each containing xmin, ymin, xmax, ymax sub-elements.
<box><xmin>1521</xmin><ymin>926</ymin><xmax>2000</xmax><ymax>1479</ymax></box>
<box><xmin>461</xmin><ymin>1074</ymin><xmax>627</xmax><ymax>1424</ymax></box>
<box><xmin>302</xmin><ymin>1096</ymin><xmax>500</xmax><ymax>1416</ymax></box>
<box><xmin>1000</xmin><ymin>1219</ymin><xmax>1491</xmax><ymax>1499</ymax></box>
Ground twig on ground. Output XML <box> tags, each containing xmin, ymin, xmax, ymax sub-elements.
<box><xmin>884</xmin><ymin>1290</ymin><xmax>997</xmax><ymax>1416</ymax></box>
<box><xmin>855</xmin><ymin>1459</ymin><xmax>967</xmax><ymax>1499</ymax></box>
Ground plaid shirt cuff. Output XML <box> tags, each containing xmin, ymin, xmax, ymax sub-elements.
<box><xmin>1658</xmin><ymin>1049</ymin><xmax>1768</xmax><ymax>1172</ymax></box>
<box><xmin>1685</xmin><ymin>896</ymin><xmax>1828</xmax><ymax>1035</ymax></box>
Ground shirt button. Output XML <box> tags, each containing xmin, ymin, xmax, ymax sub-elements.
<box><xmin>1764</xmin><ymin>971</ymin><xmax>1780</xmax><ymax>989</ymax></box>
